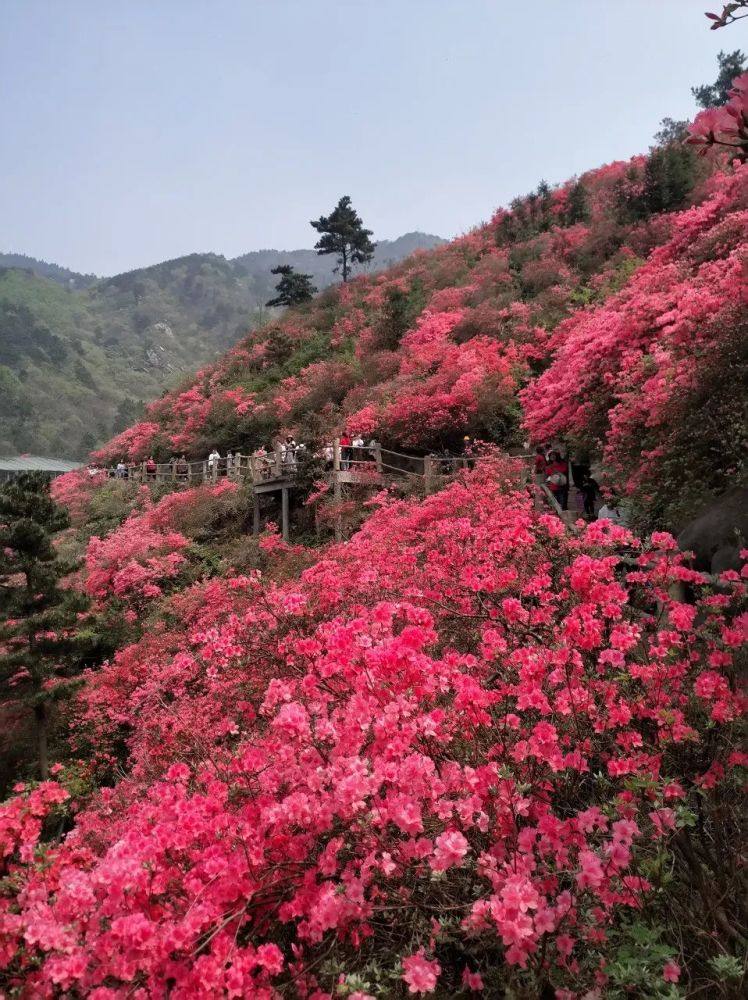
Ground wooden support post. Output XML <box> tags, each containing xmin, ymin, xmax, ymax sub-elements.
<box><xmin>333</xmin><ymin>438</ymin><xmax>342</xmax><ymax>543</ymax></box>
<box><xmin>202</xmin><ymin>461</ymin><xmax>208</xmax><ymax>484</ymax></box>
<box><xmin>275</xmin><ymin>443</ymin><xmax>283</xmax><ymax>479</ymax></box>
<box><xmin>423</xmin><ymin>455</ymin><xmax>433</xmax><ymax>496</ymax></box>
<box><xmin>374</xmin><ymin>443</ymin><xmax>382</xmax><ymax>474</ymax></box>
<box><xmin>252</xmin><ymin>491</ymin><xmax>260</xmax><ymax>536</ymax></box>
<box><xmin>281</xmin><ymin>487</ymin><xmax>289</xmax><ymax>542</ymax></box>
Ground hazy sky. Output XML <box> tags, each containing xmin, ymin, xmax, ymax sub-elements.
<box><xmin>0</xmin><ymin>0</ymin><xmax>737</xmax><ymax>275</ymax></box>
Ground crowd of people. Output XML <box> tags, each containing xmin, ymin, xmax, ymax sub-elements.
<box><xmin>533</xmin><ymin>444</ymin><xmax>626</xmax><ymax>524</ymax></box>
<box><xmin>93</xmin><ymin>436</ymin><xmax>626</xmax><ymax>526</ymax></box>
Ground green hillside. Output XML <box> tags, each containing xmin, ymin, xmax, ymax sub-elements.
<box><xmin>0</xmin><ymin>235</ymin><xmax>443</xmax><ymax>458</ymax></box>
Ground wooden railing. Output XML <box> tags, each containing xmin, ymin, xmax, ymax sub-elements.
<box><xmin>101</xmin><ymin>441</ymin><xmax>504</xmax><ymax>491</ymax></box>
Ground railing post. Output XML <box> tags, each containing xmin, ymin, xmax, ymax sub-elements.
<box><xmin>423</xmin><ymin>455</ymin><xmax>433</xmax><ymax>496</ymax></box>
<box><xmin>202</xmin><ymin>461</ymin><xmax>208</xmax><ymax>483</ymax></box>
<box><xmin>374</xmin><ymin>443</ymin><xmax>382</xmax><ymax>474</ymax></box>
<box><xmin>253</xmin><ymin>491</ymin><xmax>260</xmax><ymax>536</ymax></box>
<box><xmin>275</xmin><ymin>444</ymin><xmax>283</xmax><ymax>479</ymax></box>
<box><xmin>281</xmin><ymin>487</ymin><xmax>289</xmax><ymax>541</ymax></box>
<box><xmin>333</xmin><ymin>438</ymin><xmax>342</xmax><ymax>543</ymax></box>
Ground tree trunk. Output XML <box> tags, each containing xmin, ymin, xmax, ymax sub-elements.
<box><xmin>34</xmin><ymin>702</ymin><xmax>49</xmax><ymax>780</ymax></box>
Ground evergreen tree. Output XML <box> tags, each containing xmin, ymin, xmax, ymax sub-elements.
<box><xmin>653</xmin><ymin>117</ymin><xmax>690</xmax><ymax>146</ymax></box>
<box><xmin>564</xmin><ymin>180</ymin><xmax>591</xmax><ymax>225</ymax></box>
<box><xmin>0</xmin><ymin>473</ymin><xmax>93</xmax><ymax>779</ymax></box>
<box><xmin>692</xmin><ymin>49</ymin><xmax>746</xmax><ymax>107</ymax></box>
<box><xmin>265</xmin><ymin>265</ymin><xmax>318</xmax><ymax>308</ymax></box>
<box><xmin>310</xmin><ymin>196</ymin><xmax>376</xmax><ymax>282</ymax></box>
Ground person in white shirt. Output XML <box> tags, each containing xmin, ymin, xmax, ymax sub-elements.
<box><xmin>597</xmin><ymin>500</ymin><xmax>628</xmax><ymax>526</ymax></box>
<box><xmin>282</xmin><ymin>436</ymin><xmax>297</xmax><ymax>469</ymax></box>
<box><xmin>351</xmin><ymin>434</ymin><xmax>365</xmax><ymax>466</ymax></box>
<box><xmin>207</xmin><ymin>449</ymin><xmax>221</xmax><ymax>472</ymax></box>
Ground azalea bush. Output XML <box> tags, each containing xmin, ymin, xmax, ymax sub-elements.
<box><xmin>1</xmin><ymin>465</ymin><xmax>745</xmax><ymax>997</ymax></box>
<box><xmin>522</xmin><ymin>160</ymin><xmax>748</xmax><ymax>527</ymax></box>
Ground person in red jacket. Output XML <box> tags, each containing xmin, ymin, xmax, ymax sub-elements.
<box><xmin>533</xmin><ymin>446</ymin><xmax>547</xmax><ymax>477</ymax></box>
<box><xmin>339</xmin><ymin>433</ymin><xmax>352</xmax><ymax>471</ymax></box>
<box><xmin>545</xmin><ymin>450</ymin><xmax>569</xmax><ymax>510</ymax></box>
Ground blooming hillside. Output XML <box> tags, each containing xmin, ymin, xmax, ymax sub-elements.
<box><xmin>1</xmin><ymin>78</ymin><xmax>747</xmax><ymax>998</ymax></box>
<box><xmin>90</xmin><ymin>127</ymin><xmax>747</xmax><ymax>530</ymax></box>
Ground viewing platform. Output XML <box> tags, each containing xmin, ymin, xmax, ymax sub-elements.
<box><xmin>99</xmin><ymin>443</ymin><xmax>559</xmax><ymax>540</ymax></box>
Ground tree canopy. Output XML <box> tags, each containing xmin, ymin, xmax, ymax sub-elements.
<box><xmin>310</xmin><ymin>196</ymin><xmax>376</xmax><ymax>282</ymax></box>
<box><xmin>0</xmin><ymin>473</ymin><xmax>93</xmax><ymax>780</ymax></box>
<box><xmin>265</xmin><ymin>265</ymin><xmax>317</xmax><ymax>308</ymax></box>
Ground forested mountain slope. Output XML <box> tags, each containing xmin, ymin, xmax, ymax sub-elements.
<box><xmin>0</xmin><ymin>234</ymin><xmax>442</xmax><ymax>458</ymax></box>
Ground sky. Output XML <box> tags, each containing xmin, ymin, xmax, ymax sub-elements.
<box><xmin>0</xmin><ymin>0</ymin><xmax>739</xmax><ymax>276</ymax></box>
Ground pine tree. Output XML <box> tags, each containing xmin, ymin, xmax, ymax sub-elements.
<box><xmin>265</xmin><ymin>265</ymin><xmax>318</xmax><ymax>308</ymax></box>
<box><xmin>0</xmin><ymin>473</ymin><xmax>93</xmax><ymax>779</ymax></box>
<box><xmin>310</xmin><ymin>196</ymin><xmax>376</xmax><ymax>282</ymax></box>
<box><xmin>692</xmin><ymin>49</ymin><xmax>746</xmax><ymax>107</ymax></box>
<box><xmin>564</xmin><ymin>180</ymin><xmax>591</xmax><ymax>225</ymax></box>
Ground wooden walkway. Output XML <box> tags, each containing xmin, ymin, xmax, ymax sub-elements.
<box><xmin>102</xmin><ymin>442</ymin><xmax>564</xmax><ymax>540</ymax></box>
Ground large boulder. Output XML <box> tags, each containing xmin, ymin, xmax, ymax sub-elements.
<box><xmin>677</xmin><ymin>487</ymin><xmax>748</xmax><ymax>574</ymax></box>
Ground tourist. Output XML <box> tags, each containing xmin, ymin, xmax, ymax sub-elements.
<box><xmin>351</xmin><ymin>433</ymin><xmax>365</xmax><ymax>465</ymax></box>
<box><xmin>176</xmin><ymin>454</ymin><xmax>189</xmax><ymax>482</ymax></box>
<box><xmin>462</xmin><ymin>435</ymin><xmax>475</xmax><ymax>470</ymax></box>
<box><xmin>367</xmin><ymin>437</ymin><xmax>379</xmax><ymax>463</ymax></box>
<box><xmin>226</xmin><ymin>450</ymin><xmax>234</xmax><ymax>474</ymax></box>
<box><xmin>145</xmin><ymin>455</ymin><xmax>157</xmax><ymax>481</ymax></box>
<box><xmin>545</xmin><ymin>450</ymin><xmax>569</xmax><ymax>510</ymax></box>
<box><xmin>580</xmin><ymin>471</ymin><xmax>600</xmax><ymax>520</ymax></box>
<box><xmin>282</xmin><ymin>435</ymin><xmax>297</xmax><ymax>470</ymax></box>
<box><xmin>597</xmin><ymin>496</ymin><xmax>628</xmax><ymax>526</ymax></box>
<box><xmin>340</xmin><ymin>432</ymin><xmax>352</xmax><ymax>471</ymax></box>
<box><xmin>533</xmin><ymin>446</ymin><xmax>547</xmax><ymax>478</ymax></box>
<box><xmin>207</xmin><ymin>448</ymin><xmax>221</xmax><ymax>474</ymax></box>
<box><xmin>115</xmin><ymin>460</ymin><xmax>126</xmax><ymax>480</ymax></box>
<box><xmin>322</xmin><ymin>443</ymin><xmax>334</xmax><ymax>471</ymax></box>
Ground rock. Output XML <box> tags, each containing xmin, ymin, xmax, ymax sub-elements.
<box><xmin>676</xmin><ymin>487</ymin><xmax>748</xmax><ymax>574</ymax></box>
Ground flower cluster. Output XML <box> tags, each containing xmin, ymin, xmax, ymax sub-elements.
<box><xmin>1</xmin><ymin>466</ymin><xmax>745</xmax><ymax>996</ymax></box>
<box><xmin>687</xmin><ymin>71</ymin><xmax>748</xmax><ymax>154</ymax></box>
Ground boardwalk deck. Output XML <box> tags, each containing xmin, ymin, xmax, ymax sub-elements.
<box><xmin>101</xmin><ymin>443</ymin><xmax>544</xmax><ymax>540</ymax></box>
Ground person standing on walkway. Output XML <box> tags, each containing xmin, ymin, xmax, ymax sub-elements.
<box><xmin>282</xmin><ymin>435</ymin><xmax>297</xmax><ymax>470</ymax></box>
<box><xmin>462</xmin><ymin>435</ymin><xmax>475</xmax><ymax>470</ymax></box>
<box><xmin>208</xmin><ymin>448</ymin><xmax>221</xmax><ymax>476</ymax></box>
<box><xmin>545</xmin><ymin>451</ymin><xmax>569</xmax><ymax>510</ymax></box>
<box><xmin>145</xmin><ymin>456</ymin><xmax>157</xmax><ymax>481</ymax></box>
<box><xmin>580</xmin><ymin>471</ymin><xmax>599</xmax><ymax>520</ymax></box>
<box><xmin>340</xmin><ymin>432</ymin><xmax>352</xmax><ymax>471</ymax></box>
<box><xmin>351</xmin><ymin>433</ymin><xmax>365</xmax><ymax>466</ymax></box>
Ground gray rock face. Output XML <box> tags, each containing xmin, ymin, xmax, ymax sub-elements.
<box><xmin>677</xmin><ymin>487</ymin><xmax>748</xmax><ymax>574</ymax></box>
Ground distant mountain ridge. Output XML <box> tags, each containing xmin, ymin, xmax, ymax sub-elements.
<box><xmin>0</xmin><ymin>233</ymin><xmax>445</xmax><ymax>288</ymax></box>
<box><xmin>0</xmin><ymin>232</ymin><xmax>444</xmax><ymax>458</ymax></box>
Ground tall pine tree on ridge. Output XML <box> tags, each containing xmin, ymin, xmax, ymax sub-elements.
<box><xmin>310</xmin><ymin>196</ymin><xmax>376</xmax><ymax>282</ymax></box>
